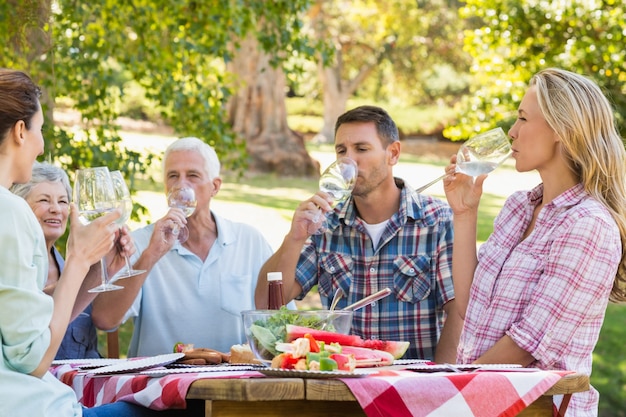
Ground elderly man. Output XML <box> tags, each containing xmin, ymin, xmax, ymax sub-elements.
<box><xmin>93</xmin><ymin>137</ymin><xmax>273</xmax><ymax>356</ymax></box>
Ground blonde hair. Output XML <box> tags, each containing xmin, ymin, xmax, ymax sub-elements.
<box><xmin>531</xmin><ymin>68</ymin><xmax>626</xmax><ymax>302</ymax></box>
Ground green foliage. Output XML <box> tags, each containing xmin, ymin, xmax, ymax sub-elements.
<box><xmin>448</xmin><ymin>0</ymin><xmax>626</xmax><ymax>140</ymax></box>
<box><xmin>0</xmin><ymin>0</ymin><xmax>318</xmax><ymax>179</ymax></box>
<box><xmin>304</xmin><ymin>0</ymin><xmax>469</xmax><ymax>106</ymax></box>
<box><xmin>285</xmin><ymin>97</ymin><xmax>458</xmax><ymax>136</ymax></box>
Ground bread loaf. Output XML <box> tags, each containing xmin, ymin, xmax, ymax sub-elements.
<box><xmin>229</xmin><ymin>344</ymin><xmax>262</xmax><ymax>365</ymax></box>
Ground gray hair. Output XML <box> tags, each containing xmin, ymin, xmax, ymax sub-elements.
<box><xmin>163</xmin><ymin>137</ymin><xmax>221</xmax><ymax>181</ymax></box>
<box><xmin>11</xmin><ymin>161</ymin><xmax>72</xmax><ymax>200</ymax></box>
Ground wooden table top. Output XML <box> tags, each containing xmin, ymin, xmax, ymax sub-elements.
<box><xmin>186</xmin><ymin>372</ymin><xmax>589</xmax><ymax>402</ymax></box>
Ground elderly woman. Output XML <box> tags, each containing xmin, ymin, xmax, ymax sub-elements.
<box><xmin>11</xmin><ymin>162</ymin><xmax>100</xmax><ymax>359</ymax></box>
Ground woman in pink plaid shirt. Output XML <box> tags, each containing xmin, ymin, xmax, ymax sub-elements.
<box><xmin>444</xmin><ymin>68</ymin><xmax>626</xmax><ymax>417</ymax></box>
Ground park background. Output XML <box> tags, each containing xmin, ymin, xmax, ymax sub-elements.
<box><xmin>2</xmin><ymin>1</ymin><xmax>625</xmax><ymax>415</ymax></box>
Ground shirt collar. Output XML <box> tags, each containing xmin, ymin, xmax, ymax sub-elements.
<box><xmin>340</xmin><ymin>177</ymin><xmax>416</xmax><ymax>226</ymax></box>
<box><xmin>171</xmin><ymin>211</ymin><xmax>235</xmax><ymax>253</ymax></box>
<box><xmin>527</xmin><ymin>182</ymin><xmax>586</xmax><ymax>208</ymax></box>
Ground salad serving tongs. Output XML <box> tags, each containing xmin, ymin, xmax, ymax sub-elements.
<box><xmin>342</xmin><ymin>287</ymin><xmax>392</xmax><ymax>311</ymax></box>
<box><xmin>321</xmin><ymin>288</ymin><xmax>345</xmax><ymax>330</ymax></box>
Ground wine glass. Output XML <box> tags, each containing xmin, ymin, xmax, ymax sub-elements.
<box><xmin>163</xmin><ymin>187</ymin><xmax>197</xmax><ymax>244</ymax></box>
<box><xmin>415</xmin><ymin>127</ymin><xmax>512</xmax><ymax>193</ymax></box>
<box><xmin>73</xmin><ymin>167</ymin><xmax>123</xmax><ymax>293</ymax></box>
<box><xmin>109</xmin><ymin>170</ymin><xmax>146</xmax><ymax>281</ymax></box>
<box><xmin>308</xmin><ymin>157</ymin><xmax>358</xmax><ymax>235</ymax></box>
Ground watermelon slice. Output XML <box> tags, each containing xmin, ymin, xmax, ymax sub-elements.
<box><xmin>339</xmin><ymin>346</ymin><xmax>394</xmax><ymax>367</ymax></box>
<box><xmin>285</xmin><ymin>325</ymin><xmax>410</xmax><ymax>359</ymax></box>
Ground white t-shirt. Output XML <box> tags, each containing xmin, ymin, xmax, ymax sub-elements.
<box><xmin>362</xmin><ymin>219</ymin><xmax>390</xmax><ymax>249</ymax></box>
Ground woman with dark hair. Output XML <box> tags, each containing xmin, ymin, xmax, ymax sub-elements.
<box><xmin>12</xmin><ymin>161</ymin><xmax>103</xmax><ymax>359</ymax></box>
<box><xmin>0</xmin><ymin>69</ymin><xmax>199</xmax><ymax>417</ymax></box>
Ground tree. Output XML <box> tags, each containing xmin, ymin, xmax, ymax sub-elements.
<box><xmin>448</xmin><ymin>0</ymin><xmax>626</xmax><ymax>140</ymax></box>
<box><xmin>0</xmin><ymin>0</ymin><xmax>320</xmax><ymax>178</ymax></box>
<box><xmin>306</xmin><ymin>0</ymin><xmax>468</xmax><ymax>142</ymax></box>
<box><xmin>227</xmin><ymin>35</ymin><xmax>318</xmax><ymax>175</ymax></box>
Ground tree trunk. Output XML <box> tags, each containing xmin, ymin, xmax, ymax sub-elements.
<box><xmin>226</xmin><ymin>36</ymin><xmax>319</xmax><ymax>177</ymax></box>
<box><xmin>314</xmin><ymin>60</ymin><xmax>350</xmax><ymax>143</ymax></box>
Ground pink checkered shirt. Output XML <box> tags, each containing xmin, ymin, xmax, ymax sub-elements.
<box><xmin>458</xmin><ymin>183</ymin><xmax>620</xmax><ymax>417</ymax></box>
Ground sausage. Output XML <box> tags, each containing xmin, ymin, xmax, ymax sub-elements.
<box><xmin>180</xmin><ymin>348</ymin><xmax>227</xmax><ymax>364</ymax></box>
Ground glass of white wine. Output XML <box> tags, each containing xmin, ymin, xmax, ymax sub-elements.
<box><xmin>73</xmin><ymin>167</ymin><xmax>123</xmax><ymax>293</ymax></box>
<box><xmin>308</xmin><ymin>157</ymin><xmax>358</xmax><ymax>235</ymax></box>
<box><xmin>109</xmin><ymin>170</ymin><xmax>146</xmax><ymax>281</ymax></box>
<box><xmin>415</xmin><ymin>127</ymin><xmax>512</xmax><ymax>193</ymax></box>
<box><xmin>163</xmin><ymin>187</ymin><xmax>197</xmax><ymax>244</ymax></box>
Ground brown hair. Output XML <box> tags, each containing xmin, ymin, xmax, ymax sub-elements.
<box><xmin>0</xmin><ymin>69</ymin><xmax>42</xmax><ymax>144</ymax></box>
<box><xmin>335</xmin><ymin>105</ymin><xmax>400</xmax><ymax>147</ymax></box>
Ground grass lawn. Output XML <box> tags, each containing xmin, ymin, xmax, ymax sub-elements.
<box><xmin>99</xmin><ymin>136</ymin><xmax>625</xmax><ymax>416</ymax></box>
<box><xmin>593</xmin><ymin>303</ymin><xmax>626</xmax><ymax>417</ymax></box>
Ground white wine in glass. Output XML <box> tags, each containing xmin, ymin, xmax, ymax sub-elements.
<box><xmin>309</xmin><ymin>157</ymin><xmax>358</xmax><ymax>235</ymax></box>
<box><xmin>109</xmin><ymin>170</ymin><xmax>146</xmax><ymax>281</ymax></box>
<box><xmin>74</xmin><ymin>167</ymin><xmax>123</xmax><ymax>293</ymax></box>
<box><xmin>163</xmin><ymin>187</ymin><xmax>197</xmax><ymax>243</ymax></box>
<box><xmin>415</xmin><ymin>127</ymin><xmax>512</xmax><ymax>193</ymax></box>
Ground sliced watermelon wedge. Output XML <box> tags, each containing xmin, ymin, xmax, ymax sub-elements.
<box><xmin>339</xmin><ymin>345</ymin><xmax>394</xmax><ymax>367</ymax></box>
<box><xmin>285</xmin><ymin>324</ymin><xmax>410</xmax><ymax>359</ymax></box>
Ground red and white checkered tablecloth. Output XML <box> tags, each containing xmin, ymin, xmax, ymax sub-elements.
<box><xmin>340</xmin><ymin>369</ymin><xmax>570</xmax><ymax>417</ymax></box>
<box><xmin>51</xmin><ymin>365</ymin><xmax>263</xmax><ymax>410</ymax></box>
<box><xmin>51</xmin><ymin>364</ymin><xmax>572</xmax><ymax>416</ymax></box>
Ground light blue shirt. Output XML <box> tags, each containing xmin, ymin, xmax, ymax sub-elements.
<box><xmin>0</xmin><ymin>187</ymin><xmax>82</xmax><ymax>417</ymax></box>
<box><xmin>126</xmin><ymin>212</ymin><xmax>273</xmax><ymax>356</ymax></box>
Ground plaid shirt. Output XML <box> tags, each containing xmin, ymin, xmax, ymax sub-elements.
<box><xmin>459</xmin><ymin>183</ymin><xmax>620</xmax><ymax>417</ymax></box>
<box><xmin>296</xmin><ymin>179</ymin><xmax>455</xmax><ymax>360</ymax></box>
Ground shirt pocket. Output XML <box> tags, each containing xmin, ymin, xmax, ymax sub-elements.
<box><xmin>220</xmin><ymin>273</ymin><xmax>254</xmax><ymax>316</ymax></box>
<box><xmin>393</xmin><ymin>255</ymin><xmax>432</xmax><ymax>303</ymax></box>
<box><xmin>318</xmin><ymin>253</ymin><xmax>353</xmax><ymax>299</ymax></box>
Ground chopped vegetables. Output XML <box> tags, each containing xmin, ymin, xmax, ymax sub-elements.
<box><xmin>271</xmin><ymin>333</ymin><xmax>356</xmax><ymax>372</ymax></box>
<box><xmin>173</xmin><ymin>342</ymin><xmax>194</xmax><ymax>353</ymax></box>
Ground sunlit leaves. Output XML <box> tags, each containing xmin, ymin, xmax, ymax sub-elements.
<box><xmin>450</xmin><ymin>0</ymin><xmax>626</xmax><ymax>140</ymax></box>
<box><xmin>1</xmin><ymin>0</ymin><xmax>318</xmax><ymax>177</ymax></box>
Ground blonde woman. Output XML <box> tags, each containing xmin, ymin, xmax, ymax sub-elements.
<box><xmin>444</xmin><ymin>68</ymin><xmax>626</xmax><ymax>417</ymax></box>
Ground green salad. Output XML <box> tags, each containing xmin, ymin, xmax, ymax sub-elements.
<box><xmin>249</xmin><ymin>308</ymin><xmax>336</xmax><ymax>358</ymax></box>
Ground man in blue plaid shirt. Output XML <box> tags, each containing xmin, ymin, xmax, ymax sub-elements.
<box><xmin>256</xmin><ymin>105</ymin><xmax>461</xmax><ymax>361</ymax></box>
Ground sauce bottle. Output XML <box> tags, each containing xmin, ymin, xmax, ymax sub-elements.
<box><xmin>267</xmin><ymin>272</ymin><xmax>285</xmax><ymax>309</ymax></box>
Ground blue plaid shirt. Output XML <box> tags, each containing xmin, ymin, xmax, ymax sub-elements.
<box><xmin>296</xmin><ymin>179</ymin><xmax>455</xmax><ymax>360</ymax></box>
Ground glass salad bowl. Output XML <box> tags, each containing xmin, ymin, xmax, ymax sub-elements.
<box><xmin>241</xmin><ymin>309</ymin><xmax>353</xmax><ymax>364</ymax></box>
